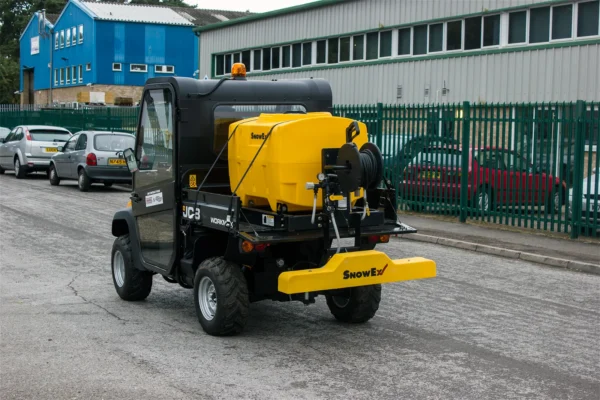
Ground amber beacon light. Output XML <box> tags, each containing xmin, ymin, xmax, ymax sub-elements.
<box><xmin>231</xmin><ymin>63</ymin><xmax>247</xmax><ymax>78</ymax></box>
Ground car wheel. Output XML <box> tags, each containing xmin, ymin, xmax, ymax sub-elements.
<box><xmin>78</xmin><ymin>168</ymin><xmax>91</xmax><ymax>192</ymax></box>
<box><xmin>14</xmin><ymin>158</ymin><xmax>26</xmax><ymax>179</ymax></box>
<box><xmin>194</xmin><ymin>257</ymin><xmax>249</xmax><ymax>336</ymax></box>
<box><xmin>325</xmin><ymin>285</ymin><xmax>381</xmax><ymax>323</ymax></box>
<box><xmin>111</xmin><ymin>235</ymin><xmax>153</xmax><ymax>301</ymax></box>
<box><xmin>547</xmin><ymin>187</ymin><xmax>563</xmax><ymax>214</ymax></box>
<box><xmin>49</xmin><ymin>164</ymin><xmax>60</xmax><ymax>186</ymax></box>
<box><xmin>474</xmin><ymin>187</ymin><xmax>493</xmax><ymax>214</ymax></box>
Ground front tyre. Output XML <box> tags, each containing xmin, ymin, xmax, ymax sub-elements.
<box><xmin>49</xmin><ymin>164</ymin><xmax>60</xmax><ymax>186</ymax></box>
<box><xmin>193</xmin><ymin>257</ymin><xmax>249</xmax><ymax>336</ymax></box>
<box><xmin>111</xmin><ymin>235</ymin><xmax>153</xmax><ymax>301</ymax></box>
<box><xmin>326</xmin><ymin>285</ymin><xmax>382</xmax><ymax>323</ymax></box>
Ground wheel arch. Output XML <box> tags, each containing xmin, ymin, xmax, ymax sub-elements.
<box><xmin>112</xmin><ymin>208</ymin><xmax>145</xmax><ymax>271</ymax></box>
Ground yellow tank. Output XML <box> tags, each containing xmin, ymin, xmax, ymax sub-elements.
<box><xmin>228</xmin><ymin>113</ymin><xmax>368</xmax><ymax>212</ymax></box>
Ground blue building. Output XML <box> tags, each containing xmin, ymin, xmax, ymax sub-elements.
<box><xmin>19</xmin><ymin>0</ymin><xmax>250</xmax><ymax>105</ymax></box>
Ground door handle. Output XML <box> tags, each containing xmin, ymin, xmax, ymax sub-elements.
<box><xmin>130</xmin><ymin>193</ymin><xmax>142</xmax><ymax>203</ymax></box>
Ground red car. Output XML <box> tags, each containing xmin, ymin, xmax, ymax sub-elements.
<box><xmin>399</xmin><ymin>146</ymin><xmax>566</xmax><ymax>213</ymax></box>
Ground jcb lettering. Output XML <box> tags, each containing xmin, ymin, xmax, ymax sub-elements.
<box><xmin>182</xmin><ymin>206</ymin><xmax>200</xmax><ymax>221</ymax></box>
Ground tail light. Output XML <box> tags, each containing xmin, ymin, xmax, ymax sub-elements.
<box><xmin>86</xmin><ymin>152</ymin><xmax>97</xmax><ymax>166</ymax></box>
<box><xmin>368</xmin><ymin>235</ymin><xmax>390</xmax><ymax>244</ymax></box>
<box><xmin>25</xmin><ymin>130</ymin><xmax>32</xmax><ymax>141</ymax></box>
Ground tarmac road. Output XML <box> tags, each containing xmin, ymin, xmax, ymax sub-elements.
<box><xmin>1</xmin><ymin>173</ymin><xmax>599</xmax><ymax>400</ymax></box>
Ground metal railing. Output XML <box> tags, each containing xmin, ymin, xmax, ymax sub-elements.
<box><xmin>334</xmin><ymin>101</ymin><xmax>599</xmax><ymax>238</ymax></box>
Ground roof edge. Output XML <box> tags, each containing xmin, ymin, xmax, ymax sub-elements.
<box><xmin>193</xmin><ymin>0</ymin><xmax>350</xmax><ymax>33</ymax></box>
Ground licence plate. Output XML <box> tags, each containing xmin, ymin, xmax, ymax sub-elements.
<box><xmin>45</xmin><ymin>147</ymin><xmax>58</xmax><ymax>153</ymax></box>
<box><xmin>108</xmin><ymin>158</ymin><xmax>126</xmax><ymax>166</ymax></box>
<box><xmin>419</xmin><ymin>171</ymin><xmax>440</xmax><ymax>179</ymax></box>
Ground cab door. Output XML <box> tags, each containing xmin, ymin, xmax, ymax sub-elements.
<box><xmin>130</xmin><ymin>87</ymin><xmax>177</xmax><ymax>273</ymax></box>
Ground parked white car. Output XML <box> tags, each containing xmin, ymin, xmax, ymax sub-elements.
<box><xmin>568</xmin><ymin>169</ymin><xmax>599</xmax><ymax>227</ymax></box>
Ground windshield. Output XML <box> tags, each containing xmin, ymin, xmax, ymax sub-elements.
<box><xmin>29</xmin><ymin>130</ymin><xmax>71</xmax><ymax>142</ymax></box>
<box><xmin>94</xmin><ymin>134</ymin><xmax>136</xmax><ymax>152</ymax></box>
<box><xmin>213</xmin><ymin>104</ymin><xmax>307</xmax><ymax>160</ymax></box>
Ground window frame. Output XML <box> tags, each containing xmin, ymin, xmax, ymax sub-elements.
<box><xmin>86</xmin><ymin>63</ymin><xmax>91</xmax><ymax>71</ymax></box>
<box><xmin>66</xmin><ymin>66</ymin><xmax>70</xmax><ymax>84</ymax></box>
<box><xmin>60</xmin><ymin>30</ymin><xmax>65</xmax><ymax>48</ymax></box>
<box><xmin>549</xmin><ymin>3</ymin><xmax>574</xmax><ymax>42</ymax></box>
<box><xmin>378</xmin><ymin>30</ymin><xmax>393</xmax><ymax>58</ymax></box>
<box><xmin>66</xmin><ymin>29</ymin><xmax>70</xmax><ymax>47</ymax></box>
<box><xmin>112</xmin><ymin>63</ymin><xmax>122</xmax><ymax>72</ymax></box>
<box><xmin>352</xmin><ymin>34</ymin><xmax>365</xmax><ymax>60</ymax></box>
<box><xmin>130</xmin><ymin>64</ymin><xmax>148</xmax><ymax>73</ymax></box>
<box><xmin>54</xmin><ymin>32</ymin><xmax>59</xmax><ymax>49</ymax></box>
<box><xmin>507</xmin><ymin>9</ymin><xmax>530</xmax><ymax>45</ymax></box>
<box><xmin>576</xmin><ymin>0</ymin><xmax>600</xmax><ymax>38</ymax></box>
<box><xmin>72</xmin><ymin>66</ymin><xmax>77</xmax><ymax>84</ymax></box>
<box><xmin>528</xmin><ymin>5</ymin><xmax>551</xmax><ymax>44</ymax></box>
<box><xmin>78</xmin><ymin>65</ymin><xmax>83</xmax><ymax>83</ymax></box>
<box><xmin>445</xmin><ymin>19</ymin><xmax>463</xmax><ymax>52</ymax></box>
<box><xmin>72</xmin><ymin>27</ymin><xmax>77</xmax><ymax>46</ymax></box>
<box><xmin>155</xmin><ymin>65</ymin><xmax>175</xmax><ymax>74</ymax></box>
<box><xmin>397</xmin><ymin>27</ymin><xmax>412</xmax><ymax>56</ymax></box>
<box><xmin>339</xmin><ymin>36</ymin><xmax>352</xmax><ymax>63</ymax></box>
<box><xmin>78</xmin><ymin>25</ymin><xmax>83</xmax><ymax>44</ymax></box>
<box><xmin>482</xmin><ymin>14</ymin><xmax>502</xmax><ymax>48</ymax></box>
<box><xmin>428</xmin><ymin>22</ymin><xmax>444</xmax><ymax>53</ymax></box>
<box><xmin>54</xmin><ymin>69</ymin><xmax>58</xmax><ymax>86</ymax></box>
<box><xmin>60</xmin><ymin>68</ymin><xmax>64</xmax><ymax>85</ymax></box>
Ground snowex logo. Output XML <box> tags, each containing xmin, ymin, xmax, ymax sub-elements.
<box><xmin>343</xmin><ymin>264</ymin><xmax>388</xmax><ymax>280</ymax></box>
<box><xmin>251</xmin><ymin>132</ymin><xmax>266</xmax><ymax>140</ymax></box>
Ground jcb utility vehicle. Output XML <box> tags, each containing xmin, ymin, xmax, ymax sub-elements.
<box><xmin>111</xmin><ymin>63</ymin><xmax>436</xmax><ymax>336</ymax></box>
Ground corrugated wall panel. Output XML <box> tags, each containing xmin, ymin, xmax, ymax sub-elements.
<box><xmin>218</xmin><ymin>44</ymin><xmax>599</xmax><ymax>104</ymax></box>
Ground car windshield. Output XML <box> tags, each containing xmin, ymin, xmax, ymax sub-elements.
<box><xmin>93</xmin><ymin>134</ymin><xmax>135</xmax><ymax>151</ymax></box>
<box><xmin>29</xmin><ymin>130</ymin><xmax>71</xmax><ymax>142</ymax></box>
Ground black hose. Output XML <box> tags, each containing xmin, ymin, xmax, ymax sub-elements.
<box><xmin>359</xmin><ymin>148</ymin><xmax>380</xmax><ymax>189</ymax></box>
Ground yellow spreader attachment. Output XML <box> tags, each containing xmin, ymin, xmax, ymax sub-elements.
<box><xmin>277</xmin><ymin>250</ymin><xmax>436</xmax><ymax>295</ymax></box>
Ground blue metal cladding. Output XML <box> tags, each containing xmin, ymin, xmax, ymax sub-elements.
<box><xmin>20</xmin><ymin>0</ymin><xmax>199</xmax><ymax>93</ymax></box>
<box><xmin>19</xmin><ymin>14</ymin><xmax>53</xmax><ymax>91</ymax></box>
<box><xmin>51</xmin><ymin>1</ymin><xmax>95</xmax><ymax>88</ymax></box>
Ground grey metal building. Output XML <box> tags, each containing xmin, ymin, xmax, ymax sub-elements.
<box><xmin>195</xmin><ymin>0</ymin><xmax>600</xmax><ymax>105</ymax></box>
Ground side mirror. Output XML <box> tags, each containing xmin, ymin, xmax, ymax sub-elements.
<box><xmin>57</xmin><ymin>145</ymin><xmax>64</xmax><ymax>152</ymax></box>
<box><xmin>123</xmin><ymin>148</ymin><xmax>139</xmax><ymax>173</ymax></box>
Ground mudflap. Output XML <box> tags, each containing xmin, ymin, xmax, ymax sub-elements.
<box><xmin>277</xmin><ymin>250</ymin><xmax>436</xmax><ymax>295</ymax></box>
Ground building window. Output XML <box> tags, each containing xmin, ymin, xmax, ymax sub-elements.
<box><xmin>54</xmin><ymin>69</ymin><xmax>58</xmax><ymax>86</ymax></box>
<box><xmin>60</xmin><ymin>68</ymin><xmax>64</xmax><ymax>84</ymax></box>
<box><xmin>398</xmin><ymin>28</ymin><xmax>411</xmax><ymax>55</ymax></box>
<box><xmin>282</xmin><ymin>46</ymin><xmax>291</xmax><ymax>68</ymax></box>
<box><xmin>292</xmin><ymin>43</ymin><xmax>301</xmax><ymax>67</ymax></box>
<box><xmin>253</xmin><ymin>49</ymin><xmax>261</xmax><ymax>70</ymax></box>
<box><xmin>130</xmin><ymin>64</ymin><xmax>147</xmax><ymax>72</ymax></box>
<box><xmin>66</xmin><ymin>67</ymin><xmax>70</xmax><ymax>84</ymax></box>
<box><xmin>577</xmin><ymin>1</ymin><xmax>599</xmax><ymax>37</ymax></box>
<box><xmin>86</xmin><ymin>63</ymin><xmax>91</xmax><ymax>71</ymax></box>
<box><xmin>379</xmin><ymin>30</ymin><xmax>392</xmax><ymax>57</ymax></box>
<box><xmin>328</xmin><ymin>38</ymin><xmax>338</xmax><ymax>63</ymax></box>
<box><xmin>54</xmin><ymin>32</ymin><xmax>58</xmax><ymax>49</ymax></box>
<box><xmin>271</xmin><ymin>47</ymin><xmax>280</xmax><ymax>69</ymax></box>
<box><xmin>72</xmin><ymin>66</ymin><xmax>77</xmax><ymax>83</ymax></box>
<box><xmin>316</xmin><ymin>40</ymin><xmax>326</xmax><ymax>63</ymax></box>
<box><xmin>429</xmin><ymin>23</ymin><xmax>443</xmax><ymax>52</ymax></box>
<box><xmin>78</xmin><ymin>25</ymin><xmax>83</xmax><ymax>43</ymax></box>
<box><xmin>339</xmin><ymin>37</ymin><xmax>351</xmax><ymax>62</ymax></box>
<box><xmin>223</xmin><ymin>54</ymin><xmax>231</xmax><ymax>73</ymax></box>
<box><xmin>72</xmin><ymin>27</ymin><xmax>76</xmax><ymax>46</ymax></box>
<box><xmin>446</xmin><ymin>21</ymin><xmax>462</xmax><ymax>51</ymax></box>
<box><xmin>215</xmin><ymin>54</ymin><xmax>224</xmax><ymax>75</ymax></box>
<box><xmin>302</xmin><ymin>42</ymin><xmax>311</xmax><ymax>65</ymax></box>
<box><xmin>79</xmin><ymin>65</ymin><xmax>83</xmax><ymax>83</ymax></box>
<box><xmin>464</xmin><ymin>17</ymin><xmax>482</xmax><ymax>50</ymax></box>
<box><xmin>232</xmin><ymin>53</ymin><xmax>240</xmax><ymax>63</ymax></box>
<box><xmin>242</xmin><ymin>50</ymin><xmax>251</xmax><ymax>69</ymax></box>
<box><xmin>509</xmin><ymin>11</ymin><xmax>527</xmax><ymax>44</ymax></box>
<box><xmin>113</xmin><ymin>63</ymin><xmax>122</xmax><ymax>71</ymax></box>
<box><xmin>155</xmin><ymin>65</ymin><xmax>175</xmax><ymax>73</ymax></box>
<box><xmin>413</xmin><ymin>25</ymin><xmax>427</xmax><ymax>55</ymax></box>
<box><xmin>66</xmin><ymin>29</ymin><xmax>70</xmax><ymax>47</ymax></box>
<box><xmin>262</xmin><ymin>48</ymin><xmax>271</xmax><ymax>70</ymax></box>
<box><xmin>352</xmin><ymin>34</ymin><xmax>364</xmax><ymax>60</ymax></box>
<box><xmin>529</xmin><ymin>7</ymin><xmax>550</xmax><ymax>43</ymax></box>
<box><xmin>366</xmin><ymin>32</ymin><xmax>378</xmax><ymax>60</ymax></box>
<box><xmin>483</xmin><ymin>15</ymin><xmax>501</xmax><ymax>46</ymax></box>
<box><xmin>60</xmin><ymin>30</ymin><xmax>64</xmax><ymax>48</ymax></box>
<box><xmin>551</xmin><ymin>4</ymin><xmax>572</xmax><ymax>40</ymax></box>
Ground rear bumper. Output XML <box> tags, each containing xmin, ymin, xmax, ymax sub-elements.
<box><xmin>24</xmin><ymin>158</ymin><xmax>51</xmax><ymax>171</ymax></box>
<box><xmin>85</xmin><ymin>166</ymin><xmax>132</xmax><ymax>183</ymax></box>
<box><xmin>277</xmin><ymin>250</ymin><xmax>436</xmax><ymax>294</ymax></box>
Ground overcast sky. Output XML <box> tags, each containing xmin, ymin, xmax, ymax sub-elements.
<box><xmin>184</xmin><ymin>0</ymin><xmax>316</xmax><ymax>12</ymax></box>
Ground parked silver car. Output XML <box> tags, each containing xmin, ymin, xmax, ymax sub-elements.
<box><xmin>0</xmin><ymin>125</ymin><xmax>73</xmax><ymax>178</ymax></box>
<box><xmin>48</xmin><ymin>130</ymin><xmax>135</xmax><ymax>191</ymax></box>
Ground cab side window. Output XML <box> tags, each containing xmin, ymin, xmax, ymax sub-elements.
<box><xmin>75</xmin><ymin>134</ymin><xmax>87</xmax><ymax>150</ymax></box>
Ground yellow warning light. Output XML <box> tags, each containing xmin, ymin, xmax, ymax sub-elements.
<box><xmin>231</xmin><ymin>63</ymin><xmax>246</xmax><ymax>78</ymax></box>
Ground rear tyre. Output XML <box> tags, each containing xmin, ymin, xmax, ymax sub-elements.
<box><xmin>104</xmin><ymin>182</ymin><xmax>113</xmax><ymax>188</ymax></box>
<box><xmin>49</xmin><ymin>164</ymin><xmax>60</xmax><ymax>186</ymax></box>
<box><xmin>111</xmin><ymin>235</ymin><xmax>153</xmax><ymax>301</ymax></box>
<box><xmin>14</xmin><ymin>158</ymin><xmax>26</xmax><ymax>179</ymax></box>
<box><xmin>326</xmin><ymin>284</ymin><xmax>381</xmax><ymax>323</ymax></box>
<box><xmin>547</xmin><ymin>186</ymin><xmax>563</xmax><ymax>214</ymax></box>
<box><xmin>78</xmin><ymin>168</ymin><xmax>91</xmax><ymax>192</ymax></box>
<box><xmin>193</xmin><ymin>257</ymin><xmax>249</xmax><ymax>336</ymax></box>
<box><xmin>474</xmin><ymin>186</ymin><xmax>493</xmax><ymax>214</ymax></box>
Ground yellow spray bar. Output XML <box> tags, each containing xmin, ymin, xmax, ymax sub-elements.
<box><xmin>278</xmin><ymin>250</ymin><xmax>436</xmax><ymax>294</ymax></box>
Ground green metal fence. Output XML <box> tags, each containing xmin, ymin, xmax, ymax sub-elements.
<box><xmin>334</xmin><ymin>101</ymin><xmax>599</xmax><ymax>238</ymax></box>
<box><xmin>0</xmin><ymin>106</ymin><xmax>140</xmax><ymax>134</ymax></box>
<box><xmin>2</xmin><ymin>102</ymin><xmax>598</xmax><ymax>238</ymax></box>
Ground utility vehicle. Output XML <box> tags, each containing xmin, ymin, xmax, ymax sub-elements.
<box><xmin>111</xmin><ymin>64</ymin><xmax>436</xmax><ymax>336</ymax></box>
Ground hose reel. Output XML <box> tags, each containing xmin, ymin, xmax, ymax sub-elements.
<box><xmin>335</xmin><ymin>141</ymin><xmax>383</xmax><ymax>193</ymax></box>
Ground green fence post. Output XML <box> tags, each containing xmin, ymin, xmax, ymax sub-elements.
<box><xmin>570</xmin><ymin>100</ymin><xmax>586</xmax><ymax>239</ymax></box>
<box><xmin>376</xmin><ymin>102</ymin><xmax>383</xmax><ymax>149</ymax></box>
<box><xmin>459</xmin><ymin>101</ymin><xmax>471</xmax><ymax>223</ymax></box>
